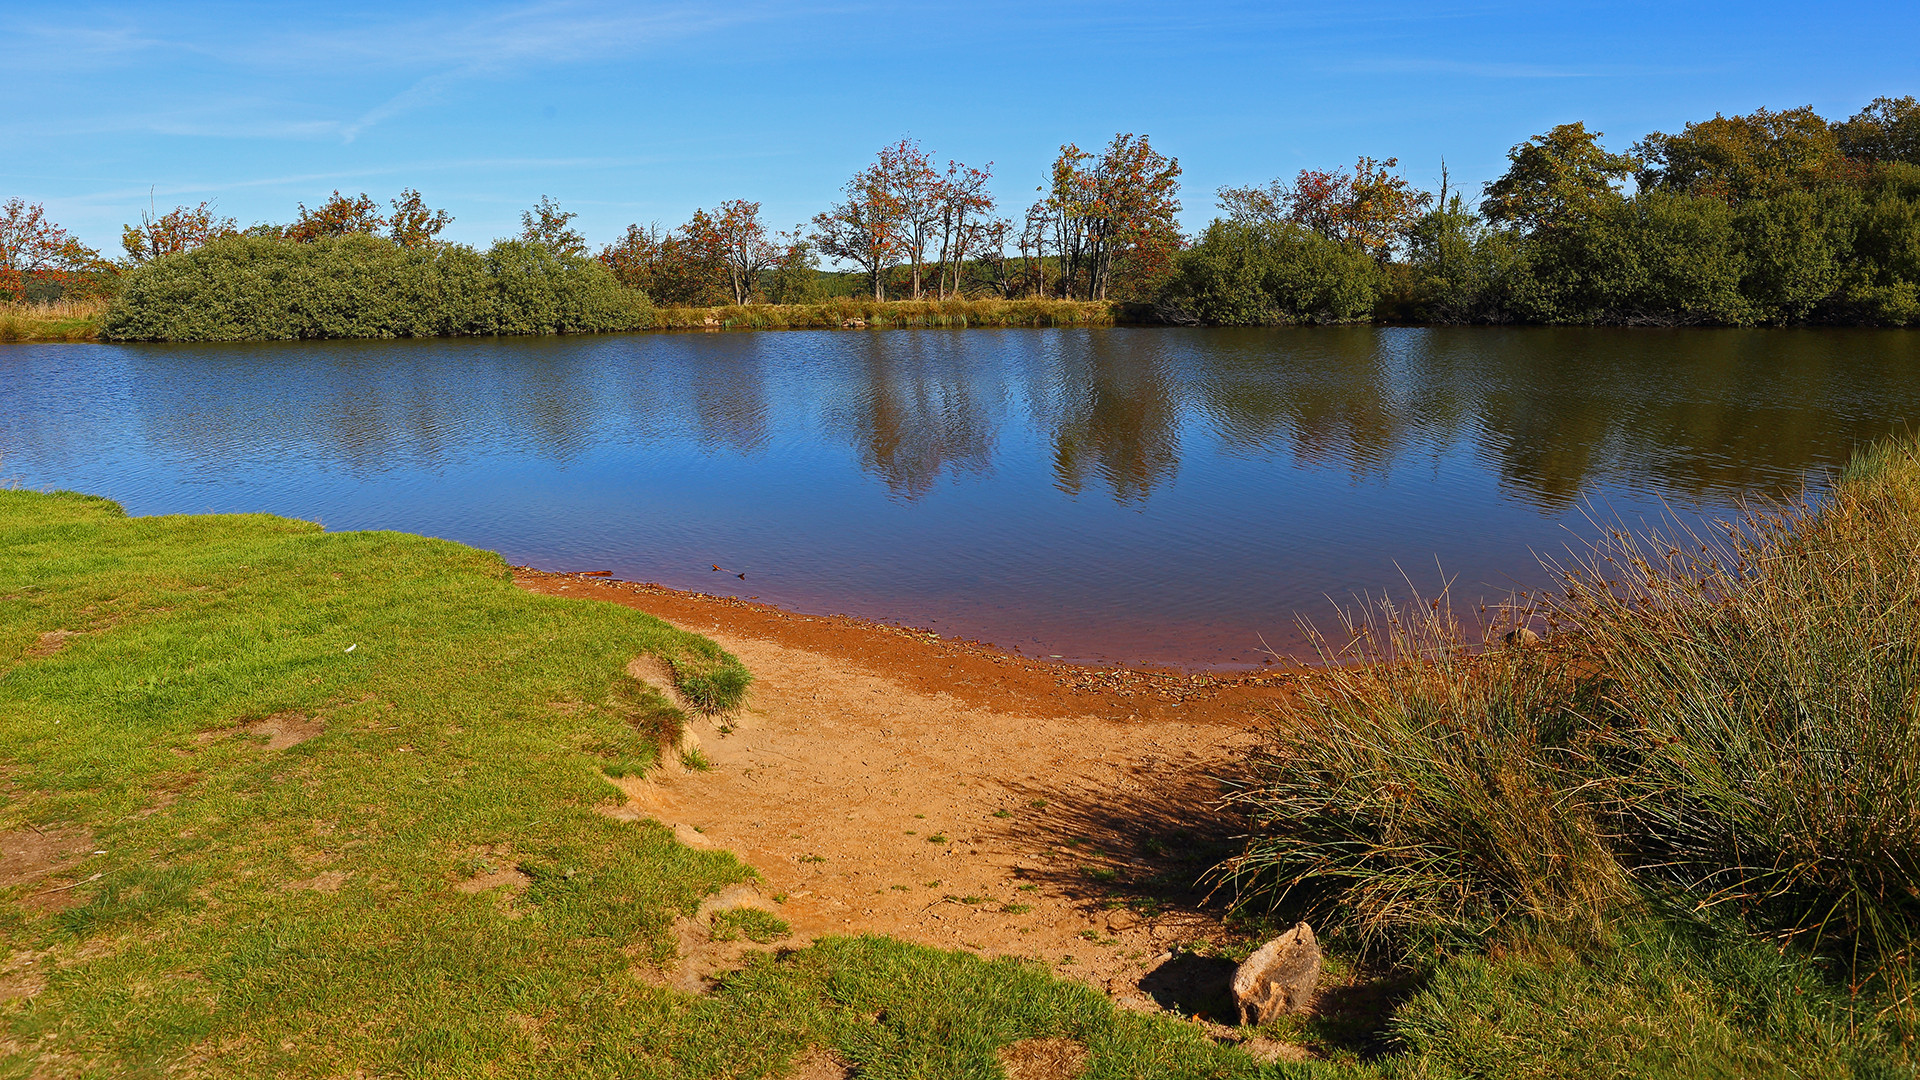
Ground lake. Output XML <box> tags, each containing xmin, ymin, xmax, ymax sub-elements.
<box><xmin>4</xmin><ymin>327</ymin><xmax>1916</xmax><ymax>668</ymax></box>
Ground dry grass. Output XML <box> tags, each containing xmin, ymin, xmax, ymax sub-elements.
<box><xmin>1557</xmin><ymin>437</ymin><xmax>1920</xmax><ymax>991</ymax></box>
<box><xmin>1218</xmin><ymin>593</ymin><xmax>1631</xmax><ymax>946</ymax></box>
<box><xmin>0</xmin><ymin>298</ymin><xmax>108</xmax><ymax>343</ymax></box>
<box><xmin>1225</xmin><ymin>435</ymin><xmax>1920</xmax><ymax>1009</ymax></box>
<box><xmin>648</xmin><ymin>297</ymin><xmax>1125</xmax><ymax>331</ymax></box>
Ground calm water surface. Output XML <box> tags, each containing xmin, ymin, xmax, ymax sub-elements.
<box><xmin>4</xmin><ymin>327</ymin><xmax>1917</xmax><ymax>668</ymax></box>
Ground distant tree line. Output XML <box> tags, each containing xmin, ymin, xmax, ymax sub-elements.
<box><xmin>1174</xmin><ymin>96</ymin><xmax>1920</xmax><ymax>326</ymax></box>
<box><xmin>8</xmin><ymin>95</ymin><xmax>1917</xmax><ymax>334</ymax></box>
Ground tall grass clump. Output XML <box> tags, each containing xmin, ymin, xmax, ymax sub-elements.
<box><xmin>1562</xmin><ymin>437</ymin><xmax>1920</xmax><ymax>984</ymax></box>
<box><xmin>1224</xmin><ymin>435</ymin><xmax>1920</xmax><ymax>1005</ymax></box>
<box><xmin>1218</xmin><ymin>596</ymin><xmax>1630</xmax><ymax>946</ymax></box>
<box><xmin>101</xmin><ymin>235</ymin><xmax>650</xmax><ymax>341</ymax></box>
<box><xmin>0</xmin><ymin>298</ymin><xmax>107</xmax><ymax>342</ymax></box>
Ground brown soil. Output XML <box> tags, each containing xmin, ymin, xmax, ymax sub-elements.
<box><xmin>516</xmin><ymin>569</ymin><xmax>1300</xmax><ymax>1018</ymax></box>
<box><xmin>1000</xmin><ymin>1037</ymin><xmax>1091</xmax><ymax>1080</ymax></box>
<box><xmin>25</xmin><ymin>630</ymin><xmax>73</xmax><ymax>658</ymax></box>
<box><xmin>0</xmin><ymin>826</ymin><xmax>99</xmax><ymax>913</ymax></box>
<box><xmin>240</xmin><ymin>713</ymin><xmax>323</xmax><ymax>751</ymax></box>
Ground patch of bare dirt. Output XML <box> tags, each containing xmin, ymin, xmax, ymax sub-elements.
<box><xmin>1</xmin><ymin>826</ymin><xmax>99</xmax><ymax>914</ymax></box>
<box><xmin>1000</xmin><ymin>1037</ymin><xmax>1090</xmax><ymax>1080</ymax></box>
<box><xmin>518</xmin><ymin>571</ymin><xmax>1290</xmax><ymax>1019</ymax></box>
<box><xmin>454</xmin><ymin>868</ymin><xmax>530</xmax><ymax>895</ymax></box>
<box><xmin>783</xmin><ymin>1048</ymin><xmax>851</xmax><ymax>1080</ymax></box>
<box><xmin>240</xmin><ymin>713</ymin><xmax>324</xmax><ymax>750</ymax></box>
<box><xmin>0</xmin><ymin>827</ymin><xmax>95</xmax><ymax>891</ymax></box>
<box><xmin>287</xmin><ymin>870</ymin><xmax>349</xmax><ymax>893</ymax></box>
<box><xmin>24</xmin><ymin>630</ymin><xmax>73</xmax><ymax>658</ymax></box>
<box><xmin>635</xmin><ymin>882</ymin><xmax>803</xmax><ymax>993</ymax></box>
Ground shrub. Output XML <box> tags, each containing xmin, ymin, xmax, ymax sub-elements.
<box><xmin>1166</xmin><ymin>220</ymin><xmax>1383</xmax><ymax>325</ymax></box>
<box><xmin>101</xmin><ymin>234</ymin><xmax>650</xmax><ymax>341</ymax></box>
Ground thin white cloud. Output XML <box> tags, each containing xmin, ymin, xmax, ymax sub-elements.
<box><xmin>8</xmin><ymin>2</ymin><xmax>799</xmax><ymax>142</ymax></box>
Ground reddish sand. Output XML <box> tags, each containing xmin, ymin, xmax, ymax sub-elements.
<box><xmin>515</xmin><ymin>569</ymin><xmax>1300</xmax><ymax>1011</ymax></box>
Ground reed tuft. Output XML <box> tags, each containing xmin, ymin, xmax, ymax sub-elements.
<box><xmin>1225</xmin><ymin>435</ymin><xmax>1920</xmax><ymax>1002</ymax></box>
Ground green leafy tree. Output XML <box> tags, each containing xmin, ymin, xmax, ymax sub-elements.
<box><xmin>1405</xmin><ymin>193</ymin><xmax>1519</xmax><ymax>322</ymax></box>
<box><xmin>1481</xmin><ymin>123</ymin><xmax>1637</xmax><ymax>231</ymax></box>
<box><xmin>1634</xmin><ymin>106</ymin><xmax>1841</xmax><ymax>202</ymax></box>
<box><xmin>102</xmin><ymin>234</ymin><xmax>644</xmax><ymax>341</ymax></box>
<box><xmin>1168</xmin><ymin>219</ymin><xmax>1381</xmax><ymax>325</ymax></box>
<box><xmin>520</xmin><ymin>195</ymin><xmax>586</xmax><ymax>256</ymax></box>
<box><xmin>1836</xmin><ymin>96</ymin><xmax>1920</xmax><ymax>165</ymax></box>
<box><xmin>765</xmin><ymin>234</ymin><xmax>820</xmax><ymax>303</ymax></box>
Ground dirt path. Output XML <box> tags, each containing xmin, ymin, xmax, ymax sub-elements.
<box><xmin>516</xmin><ymin>570</ymin><xmax>1296</xmax><ymax>1010</ymax></box>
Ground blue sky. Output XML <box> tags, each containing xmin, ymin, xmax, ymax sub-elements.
<box><xmin>8</xmin><ymin>1</ymin><xmax>1916</xmax><ymax>258</ymax></box>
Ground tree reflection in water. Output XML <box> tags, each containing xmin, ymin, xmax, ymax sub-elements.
<box><xmin>8</xmin><ymin>327</ymin><xmax>1918</xmax><ymax>666</ymax></box>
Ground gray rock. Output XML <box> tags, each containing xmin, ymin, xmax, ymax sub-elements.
<box><xmin>1503</xmin><ymin>626</ymin><xmax>1542</xmax><ymax>647</ymax></box>
<box><xmin>1232</xmin><ymin>922</ymin><xmax>1320</xmax><ymax>1025</ymax></box>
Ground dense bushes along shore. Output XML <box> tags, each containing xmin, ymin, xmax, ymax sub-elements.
<box><xmin>89</xmin><ymin>235</ymin><xmax>1123</xmax><ymax>341</ymax></box>
<box><xmin>1171</xmin><ymin>165</ymin><xmax>1920</xmax><ymax>327</ymax></box>
<box><xmin>99</xmin><ymin>235</ymin><xmax>647</xmax><ymax>341</ymax></box>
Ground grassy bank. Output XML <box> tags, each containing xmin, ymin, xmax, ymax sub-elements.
<box><xmin>0</xmin><ymin>300</ymin><xmax>105</xmax><ymax>343</ymax></box>
<box><xmin>649</xmin><ymin>297</ymin><xmax>1126</xmax><ymax>330</ymax></box>
<box><xmin>0</xmin><ymin>492</ymin><xmax>1263</xmax><ymax>1077</ymax></box>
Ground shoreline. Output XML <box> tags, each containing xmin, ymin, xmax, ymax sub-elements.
<box><xmin>513</xmin><ymin>567</ymin><xmax>1304</xmax><ymax>727</ymax></box>
<box><xmin>513</xmin><ymin>565</ymin><xmax>1308</xmax><ymax>1028</ymax></box>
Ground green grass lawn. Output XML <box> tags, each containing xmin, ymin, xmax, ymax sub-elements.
<box><xmin>1</xmin><ymin>490</ymin><xmax>1904</xmax><ymax>1078</ymax></box>
<box><xmin>0</xmin><ymin>492</ymin><xmax>1264</xmax><ymax>1078</ymax></box>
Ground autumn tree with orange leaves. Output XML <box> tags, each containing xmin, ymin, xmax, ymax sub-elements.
<box><xmin>598</xmin><ymin>222</ymin><xmax>665</xmax><ymax>293</ymax></box>
<box><xmin>657</xmin><ymin>209</ymin><xmax>731</xmax><ymax>306</ymax></box>
<box><xmin>712</xmin><ymin>199</ymin><xmax>781</xmax><ymax>305</ymax></box>
<box><xmin>284</xmin><ymin>191</ymin><xmax>385</xmax><ymax>243</ymax></box>
<box><xmin>1218</xmin><ymin>156</ymin><xmax>1431</xmax><ymax>260</ymax></box>
<box><xmin>387</xmin><ymin>189</ymin><xmax>453</xmax><ymax>249</ymax></box>
<box><xmin>812</xmin><ymin>157</ymin><xmax>905</xmax><ymax>300</ymax></box>
<box><xmin>122</xmin><ymin>201</ymin><xmax>238</xmax><ymax>264</ymax></box>
<box><xmin>934</xmin><ymin>159</ymin><xmax>997</xmax><ymax>299</ymax></box>
<box><xmin>1047</xmin><ymin>134</ymin><xmax>1182</xmax><ymax>300</ymax></box>
<box><xmin>0</xmin><ymin>198</ymin><xmax>105</xmax><ymax>302</ymax></box>
<box><xmin>601</xmin><ymin>206</ymin><xmax>782</xmax><ymax>306</ymax></box>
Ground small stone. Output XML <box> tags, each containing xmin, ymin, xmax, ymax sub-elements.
<box><xmin>1232</xmin><ymin>922</ymin><xmax>1320</xmax><ymax>1025</ymax></box>
<box><xmin>1105</xmin><ymin>908</ymin><xmax>1139</xmax><ymax>931</ymax></box>
<box><xmin>1503</xmin><ymin>626</ymin><xmax>1542</xmax><ymax>646</ymax></box>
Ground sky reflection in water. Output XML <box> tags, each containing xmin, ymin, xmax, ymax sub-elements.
<box><xmin>4</xmin><ymin>327</ymin><xmax>1916</xmax><ymax>668</ymax></box>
